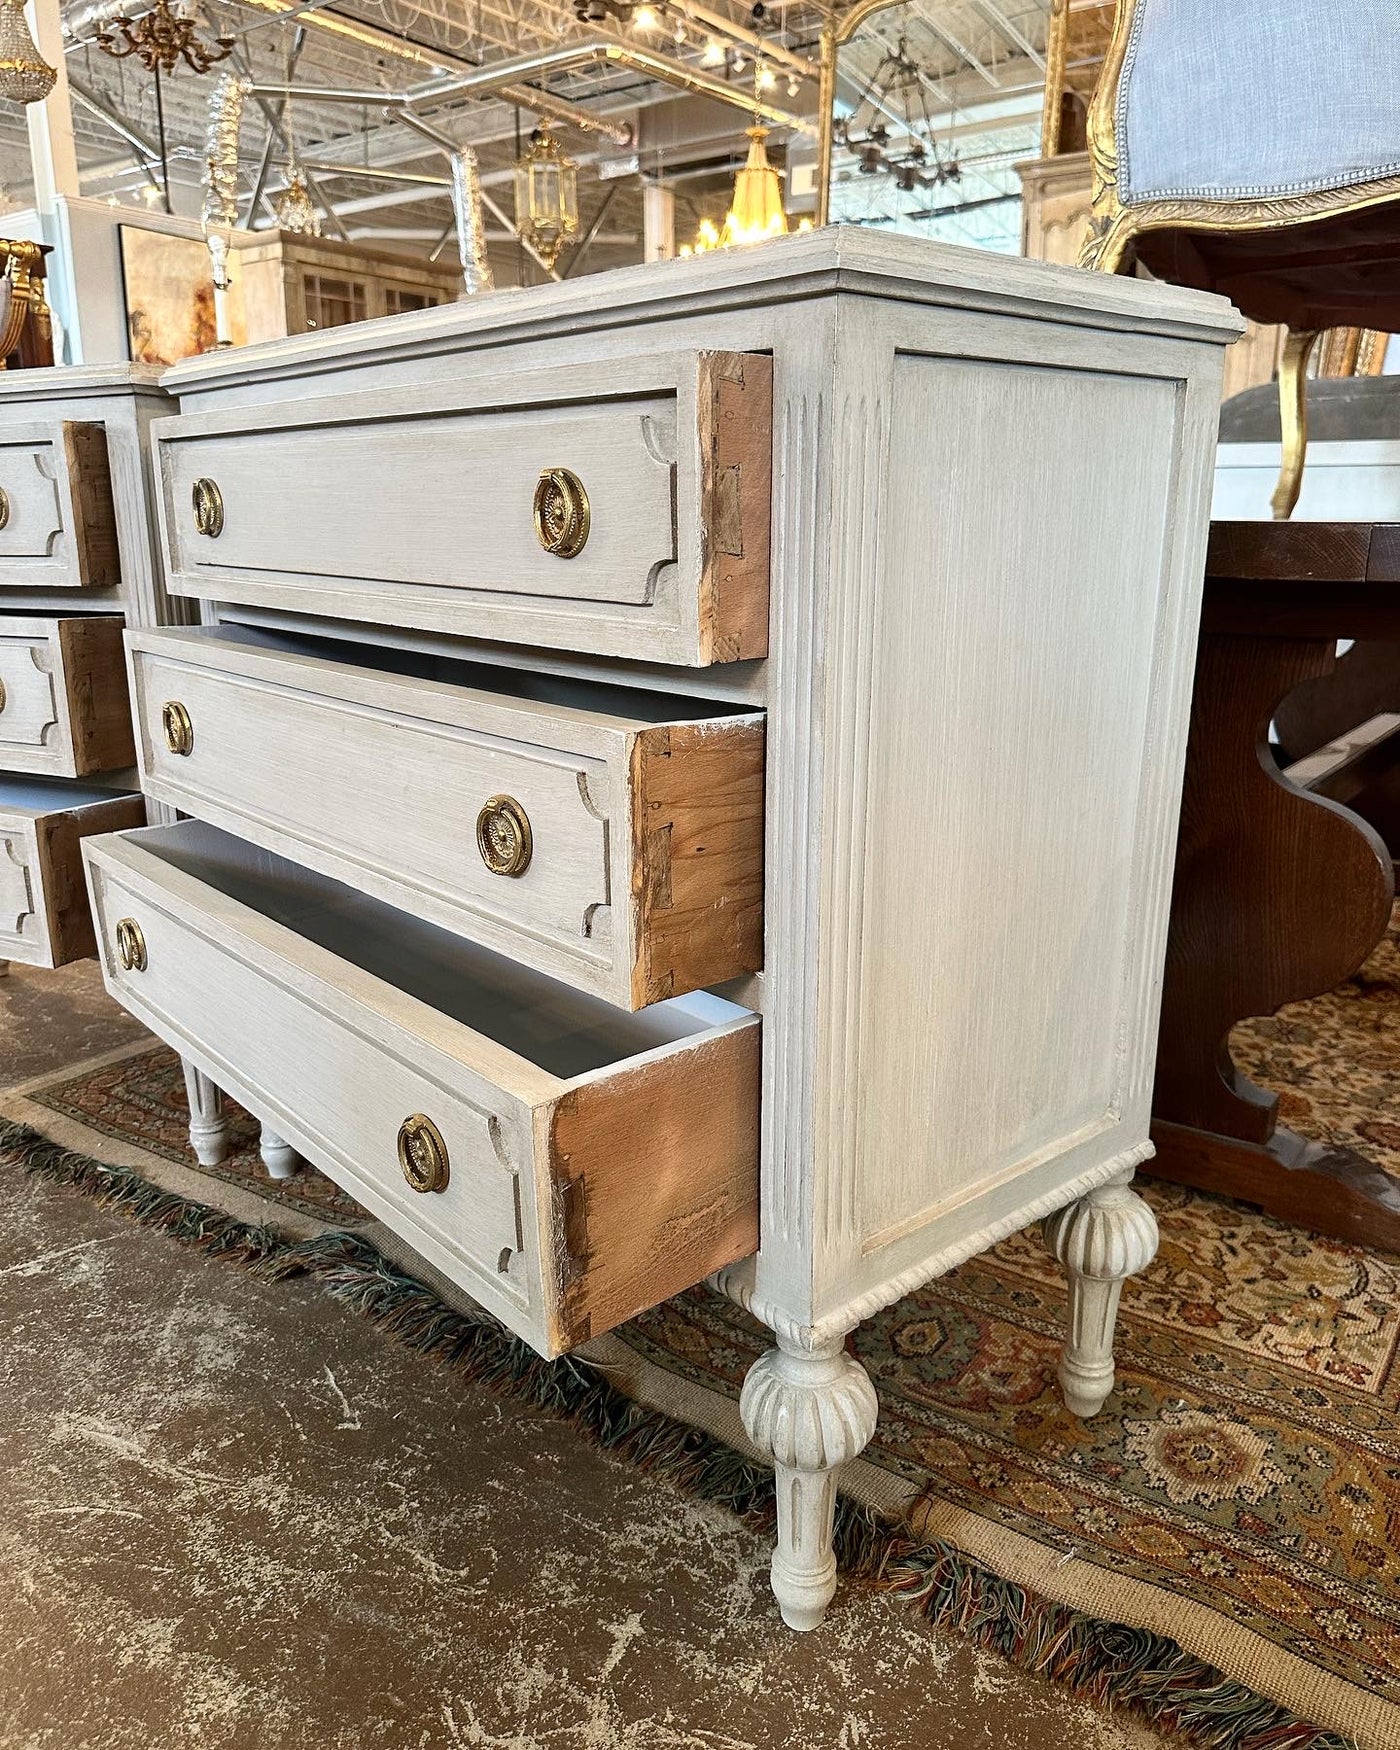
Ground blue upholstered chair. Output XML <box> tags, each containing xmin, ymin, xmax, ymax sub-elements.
<box><xmin>1080</xmin><ymin>0</ymin><xmax>1400</xmax><ymax>516</ymax></box>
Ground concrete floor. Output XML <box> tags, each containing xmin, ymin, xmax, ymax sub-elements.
<box><xmin>0</xmin><ymin>961</ymin><xmax>1174</xmax><ymax>1750</ymax></box>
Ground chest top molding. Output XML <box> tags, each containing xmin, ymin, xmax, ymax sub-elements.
<box><xmin>160</xmin><ymin>227</ymin><xmax>1242</xmax><ymax>399</ymax></box>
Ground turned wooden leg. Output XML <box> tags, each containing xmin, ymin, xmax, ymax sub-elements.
<box><xmin>258</xmin><ymin>1125</ymin><xmax>302</xmax><ymax>1181</ymax></box>
<box><xmin>1270</xmin><ymin>328</ymin><xmax>1319</xmax><ymax>521</ymax></box>
<box><xmin>1044</xmin><ymin>1175</ymin><xmax>1158</xmax><ymax>1419</ymax></box>
<box><xmin>0</xmin><ymin>959</ymin><xmax>11</xmax><ymax>978</ymax></box>
<box><xmin>181</xmin><ymin>1058</ymin><xmax>229</xmax><ymax>1168</ymax></box>
<box><xmin>739</xmin><ymin>1330</ymin><xmax>878</xmax><ymax>1631</ymax></box>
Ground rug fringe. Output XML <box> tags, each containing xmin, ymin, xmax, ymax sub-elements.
<box><xmin>0</xmin><ymin>1119</ymin><xmax>1354</xmax><ymax>1750</ymax></box>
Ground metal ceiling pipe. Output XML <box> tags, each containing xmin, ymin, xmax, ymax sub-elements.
<box><xmin>227</xmin><ymin>0</ymin><xmax>634</xmax><ymax>146</ymax></box>
<box><xmin>406</xmin><ymin>41</ymin><xmax>813</xmax><ymax>134</ymax></box>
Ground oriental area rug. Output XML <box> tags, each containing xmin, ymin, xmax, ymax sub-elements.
<box><xmin>6</xmin><ymin>937</ymin><xmax>1400</xmax><ymax>1750</ymax></box>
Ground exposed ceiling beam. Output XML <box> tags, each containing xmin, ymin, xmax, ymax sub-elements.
<box><xmin>965</xmin><ymin>0</ymin><xmax>1044</xmax><ymax>69</ymax></box>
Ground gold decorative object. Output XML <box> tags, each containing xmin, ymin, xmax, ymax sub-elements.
<box><xmin>397</xmin><ymin>1113</ymin><xmax>450</xmax><ymax>1194</ymax></box>
<box><xmin>96</xmin><ymin>0</ymin><xmax>232</xmax><ymax>75</ymax></box>
<box><xmin>514</xmin><ymin>123</ymin><xmax>579</xmax><ymax>272</ymax></box>
<box><xmin>533</xmin><ymin>467</ymin><xmax>590</xmax><ymax>559</ymax></box>
<box><xmin>0</xmin><ymin>680</ymin><xmax>8</xmax><ymax>715</ymax></box>
<box><xmin>115</xmin><ymin>917</ymin><xmax>147</xmax><ymax>973</ymax></box>
<box><xmin>191</xmin><ymin>476</ymin><xmax>223</xmax><ymax>538</ymax></box>
<box><xmin>0</xmin><ymin>0</ymin><xmax>55</xmax><ymax>105</ymax></box>
<box><xmin>0</xmin><ymin>488</ymin><xmax>9</xmax><ymax>531</ymax></box>
<box><xmin>161</xmin><ymin>700</ymin><xmax>194</xmax><ymax>757</ymax></box>
<box><xmin>476</xmin><ymin>795</ymin><xmax>533</xmax><ymax>878</ymax></box>
<box><xmin>273</xmin><ymin>170</ymin><xmax>320</xmax><ymax>237</ymax></box>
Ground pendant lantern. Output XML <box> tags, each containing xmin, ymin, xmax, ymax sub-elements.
<box><xmin>515</xmin><ymin>123</ymin><xmax>579</xmax><ymax>272</ymax></box>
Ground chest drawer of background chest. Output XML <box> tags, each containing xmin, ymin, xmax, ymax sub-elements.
<box><xmin>0</xmin><ymin>420</ymin><xmax>120</xmax><ymax>591</ymax></box>
<box><xmin>84</xmin><ymin>819</ymin><xmax>760</xmax><ymax>1356</ymax></box>
<box><xmin>0</xmin><ymin>616</ymin><xmax>135</xmax><ymax>778</ymax></box>
<box><xmin>153</xmin><ymin>351</ymin><xmax>771</xmax><ymax>667</ymax></box>
<box><xmin>0</xmin><ymin>778</ymin><xmax>144</xmax><ymax>967</ymax></box>
<box><xmin>127</xmin><ymin>626</ymin><xmax>764</xmax><ymax>1009</ymax></box>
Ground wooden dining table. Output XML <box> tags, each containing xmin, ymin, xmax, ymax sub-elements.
<box><xmin>1150</xmin><ymin>520</ymin><xmax>1400</xmax><ymax>1247</ymax></box>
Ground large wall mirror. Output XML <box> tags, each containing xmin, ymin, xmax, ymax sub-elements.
<box><xmin>816</xmin><ymin>0</ymin><xmax>1041</xmax><ymax>253</ymax></box>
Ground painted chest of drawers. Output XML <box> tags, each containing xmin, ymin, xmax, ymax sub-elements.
<box><xmin>84</xmin><ymin>231</ymin><xmax>1241</xmax><ymax>1628</ymax></box>
<box><xmin>0</xmin><ymin>368</ymin><xmax>169</xmax><ymax>974</ymax></box>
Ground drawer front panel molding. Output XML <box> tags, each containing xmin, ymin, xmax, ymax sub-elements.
<box><xmin>152</xmin><ymin>352</ymin><xmax>772</xmax><ymax>667</ymax></box>
<box><xmin>127</xmin><ymin>628</ymin><xmax>764</xmax><ymax>1008</ymax></box>
<box><xmin>84</xmin><ymin>820</ymin><xmax>761</xmax><ymax>1354</ymax></box>
<box><xmin>0</xmin><ymin>421</ymin><xmax>121</xmax><ymax>590</ymax></box>
<box><xmin>0</xmin><ymin>617</ymin><xmax>135</xmax><ymax>778</ymax></box>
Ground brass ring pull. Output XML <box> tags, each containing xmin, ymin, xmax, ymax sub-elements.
<box><xmin>0</xmin><ymin>487</ymin><xmax>11</xmax><ymax>531</ymax></box>
<box><xmin>161</xmin><ymin>700</ymin><xmax>194</xmax><ymax>757</ymax></box>
<box><xmin>191</xmin><ymin>477</ymin><xmax>224</xmax><ymax>538</ymax></box>
<box><xmin>397</xmin><ymin>1113</ymin><xmax>449</xmax><ymax>1194</ymax></box>
<box><xmin>476</xmin><ymin>795</ymin><xmax>532</xmax><ymax>879</ymax></box>
<box><xmin>533</xmin><ymin>467</ymin><xmax>590</xmax><ymax>559</ymax></box>
<box><xmin>115</xmin><ymin>917</ymin><xmax>146</xmax><ymax>973</ymax></box>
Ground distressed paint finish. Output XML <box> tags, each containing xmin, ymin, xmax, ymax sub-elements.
<box><xmin>104</xmin><ymin>232</ymin><xmax>1242</xmax><ymax>1628</ymax></box>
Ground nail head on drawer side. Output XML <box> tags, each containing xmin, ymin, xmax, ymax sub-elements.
<box><xmin>546</xmin><ymin>1017</ymin><xmax>761</xmax><ymax>1349</ymax></box>
<box><xmin>628</xmin><ymin>716</ymin><xmax>766</xmax><ymax>1009</ymax></box>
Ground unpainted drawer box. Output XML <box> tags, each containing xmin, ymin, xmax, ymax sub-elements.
<box><xmin>152</xmin><ymin>351</ymin><xmax>771</xmax><ymax>667</ymax></box>
<box><xmin>0</xmin><ymin>778</ymin><xmax>144</xmax><ymax>967</ymax></box>
<box><xmin>126</xmin><ymin>626</ymin><xmax>764</xmax><ymax>1009</ymax></box>
<box><xmin>83</xmin><ymin>819</ymin><xmax>761</xmax><ymax>1355</ymax></box>
<box><xmin>0</xmin><ymin>420</ymin><xmax>120</xmax><ymax>590</ymax></box>
<box><xmin>0</xmin><ymin>616</ymin><xmax>136</xmax><ymax>778</ymax></box>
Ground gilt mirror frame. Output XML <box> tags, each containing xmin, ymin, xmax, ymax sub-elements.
<box><xmin>816</xmin><ymin>0</ymin><xmax>922</xmax><ymax>226</ymax></box>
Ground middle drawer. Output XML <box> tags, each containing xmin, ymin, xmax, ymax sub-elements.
<box><xmin>127</xmin><ymin>626</ymin><xmax>764</xmax><ymax>1011</ymax></box>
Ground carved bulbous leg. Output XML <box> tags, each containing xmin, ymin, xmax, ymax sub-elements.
<box><xmin>739</xmin><ymin>1331</ymin><xmax>878</xmax><ymax>1631</ymax></box>
<box><xmin>181</xmin><ymin>1058</ymin><xmax>229</xmax><ymax>1168</ymax></box>
<box><xmin>0</xmin><ymin>959</ymin><xmax>11</xmax><ymax>978</ymax></box>
<box><xmin>258</xmin><ymin>1126</ymin><xmax>302</xmax><ymax>1181</ymax></box>
<box><xmin>1044</xmin><ymin>1175</ymin><xmax>1158</xmax><ymax>1419</ymax></box>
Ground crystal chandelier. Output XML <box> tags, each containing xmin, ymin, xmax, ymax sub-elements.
<box><xmin>0</xmin><ymin>0</ymin><xmax>56</xmax><ymax>105</ymax></box>
<box><xmin>722</xmin><ymin>123</ymin><xmax>787</xmax><ymax>246</ymax></box>
<box><xmin>514</xmin><ymin>123</ymin><xmax>579</xmax><ymax>272</ymax></box>
<box><xmin>273</xmin><ymin>170</ymin><xmax>319</xmax><ymax>235</ymax></box>
<box><xmin>96</xmin><ymin>0</ymin><xmax>233</xmax><ymax>75</ymax></box>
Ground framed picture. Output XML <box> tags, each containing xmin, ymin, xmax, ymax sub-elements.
<box><xmin>118</xmin><ymin>225</ymin><xmax>246</xmax><ymax>365</ymax></box>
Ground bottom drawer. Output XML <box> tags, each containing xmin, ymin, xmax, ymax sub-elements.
<box><xmin>0</xmin><ymin>778</ymin><xmax>144</xmax><ymax>967</ymax></box>
<box><xmin>83</xmin><ymin>820</ymin><xmax>760</xmax><ymax>1357</ymax></box>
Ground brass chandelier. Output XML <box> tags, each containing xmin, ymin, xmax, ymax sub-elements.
<box><xmin>96</xmin><ymin>0</ymin><xmax>233</xmax><ymax>75</ymax></box>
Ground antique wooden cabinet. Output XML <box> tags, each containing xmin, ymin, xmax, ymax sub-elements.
<box><xmin>87</xmin><ymin>231</ymin><xmax>1240</xmax><ymax>1629</ymax></box>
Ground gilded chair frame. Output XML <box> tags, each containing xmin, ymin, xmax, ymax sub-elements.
<box><xmin>1081</xmin><ymin>0</ymin><xmax>1400</xmax><ymax>515</ymax></box>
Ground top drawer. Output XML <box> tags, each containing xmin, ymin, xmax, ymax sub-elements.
<box><xmin>0</xmin><ymin>421</ymin><xmax>120</xmax><ymax>591</ymax></box>
<box><xmin>153</xmin><ymin>352</ymin><xmax>771</xmax><ymax>667</ymax></box>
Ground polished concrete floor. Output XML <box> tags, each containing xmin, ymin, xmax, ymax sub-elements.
<box><xmin>0</xmin><ymin>961</ymin><xmax>1173</xmax><ymax>1750</ymax></box>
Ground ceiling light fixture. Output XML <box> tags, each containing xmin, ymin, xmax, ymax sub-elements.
<box><xmin>0</xmin><ymin>0</ymin><xmax>56</xmax><ymax>105</ymax></box>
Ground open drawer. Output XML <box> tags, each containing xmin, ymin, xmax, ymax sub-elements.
<box><xmin>0</xmin><ymin>777</ymin><xmax>144</xmax><ymax>967</ymax></box>
<box><xmin>126</xmin><ymin>625</ymin><xmax>764</xmax><ymax>1010</ymax></box>
<box><xmin>0</xmin><ymin>616</ymin><xmax>135</xmax><ymax>778</ymax></box>
<box><xmin>0</xmin><ymin>420</ymin><xmax>120</xmax><ymax>591</ymax></box>
<box><xmin>83</xmin><ymin>819</ymin><xmax>760</xmax><ymax>1356</ymax></box>
<box><xmin>152</xmin><ymin>351</ymin><xmax>771</xmax><ymax>666</ymax></box>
